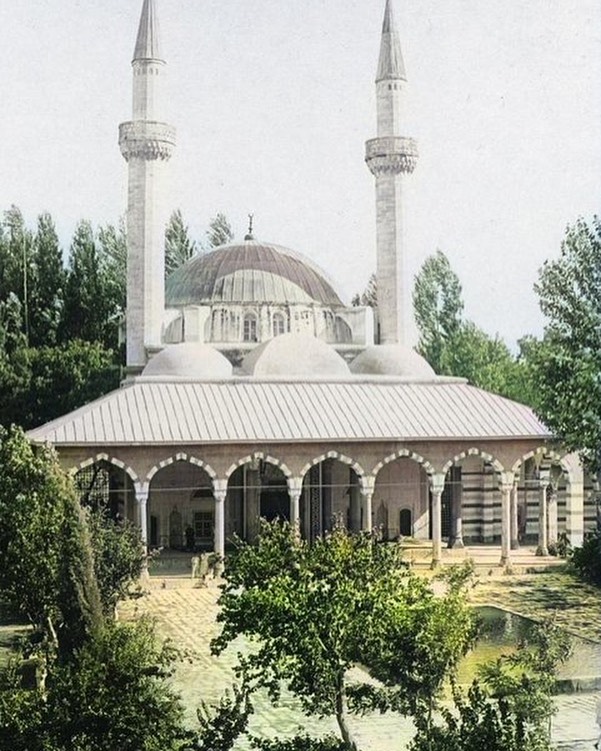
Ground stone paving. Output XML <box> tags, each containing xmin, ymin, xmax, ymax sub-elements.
<box><xmin>121</xmin><ymin>578</ymin><xmax>601</xmax><ymax>750</ymax></box>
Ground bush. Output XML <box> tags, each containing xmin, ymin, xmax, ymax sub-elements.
<box><xmin>570</xmin><ymin>531</ymin><xmax>601</xmax><ymax>586</ymax></box>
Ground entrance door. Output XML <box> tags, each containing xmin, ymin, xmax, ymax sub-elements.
<box><xmin>194</xmin><ymin>511</ymin><xmax>214</xmax><ymax>549</ymax></box>
<box><xmin>400</xmin><ymin>508</ymin><xmax>412</xmax><ymax>537</ymax></box>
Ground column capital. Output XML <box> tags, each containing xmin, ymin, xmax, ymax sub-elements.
<box><xmin>360</xmin><ymin>475</ymin><xmax>376</xmax><ymax>497</ymax></box>
<box><xmin>288</xmin><ymin>477</ymin><xmax>304</xmax><ymax>501</ymax></box>
<box><xmin>134</xmin><ymin>482</ymin><xmax>149</xmax><ymax>501</ymax></box>
<box><xmin>430</xmin><ymin>472</ymin><xmax>446</xmax><ymax>496</ymax></box>
<box><xmin>213</xmin><ymin>478</ymin><xmax>228</xmax><ymax>502</ymax></box>
<box><xmin>499</xmin><ymin>471</ymin><xmax>516</xmax><ymax>493</ymax></box>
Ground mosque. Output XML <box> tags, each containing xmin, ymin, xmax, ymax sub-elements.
<box><xmin>30</xmin><ymin>0</ymin><xmax>595</xmax><ymax>565</ymax></box>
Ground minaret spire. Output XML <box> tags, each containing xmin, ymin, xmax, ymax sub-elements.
<box><xmin>365</xmin><ymin>0</ymin><xmax>418</xmax><ymax>346</ymax></box>
<box><xmin>119</xmin><ymin>0</ymin><xmax>176</xmax><ymax>373</ymax></box>
<box><xmin>377</xmin><ymin>0</ymin><xmax>406</xmax><ymax>82</ymax></box>
<box><xmin>133</xmin><ymin>0</ymin><xmax>163</xmax><ymax>62</ymax></box>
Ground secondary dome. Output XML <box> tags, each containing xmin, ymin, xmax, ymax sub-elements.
<box><xmin>350</xmin><ymin>344</ymin><xmax>436</xmax><ymax>379</ymax></box>
<box><xmin>241</xmin><ymin>333</ymin><xmax>350</xmax><ymax>377</ymax></box>
<box><xmin>142</xmin><ymin>343</ymin><xmax>232</xmax><ymax>379</ymax></box>
<box><xmin>165</xmin><ymin>239</ymin><xmax>343</xmax><ymax>307</ymax></box>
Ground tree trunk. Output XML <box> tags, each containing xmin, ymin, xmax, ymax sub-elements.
<box><xmin>335</xmin><ymin>675</ymin><xmax>357</xmax><ymax>751</ymax></box>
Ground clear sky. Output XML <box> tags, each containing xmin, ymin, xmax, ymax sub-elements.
<box><xmin>0</xmin><ymin>0</ymin><xmax>600</xmax><ymax>347</ymax></box>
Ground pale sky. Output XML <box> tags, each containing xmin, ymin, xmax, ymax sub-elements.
<box><xmin>0</xmin><ymin>0</ymin><xmax>600</xmax><ymax>347</ymax></box>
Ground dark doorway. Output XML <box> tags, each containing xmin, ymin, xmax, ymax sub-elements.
<box><xmin>400</xmin><ymin>508</ymin><xmax>412</xmax><ymax>536</ymax></box>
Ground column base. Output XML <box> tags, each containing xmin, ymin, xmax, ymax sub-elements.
<box><xmin>510</xmin><ymin>539</ymin><xmax>520</xmax><ymax>551</ymax></box>
<box><xmin>535</xmin><ymin>545</ymin><xmax>549</xmax><ymax>557</ymax></box>
<box><xmin>448</xmin><ymin>538</ymin><xmax>465</xmax><ymax>549</ymax></box>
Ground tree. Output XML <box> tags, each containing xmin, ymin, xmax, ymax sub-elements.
<box><xmin>531</xmin><ymin>217</ymin><xmax>601</xmax><ymax>472</ymax></box>
<box><xmin>351</xmin><ymin>273</ymin><xmax>377</xmax><ymax>308</ymax></box>
<box><xmin>413</xmin><ymin>250</ymin><xmax>464</xmax><ymax>373</ymax></box>
<box><xmin>0</xmin><ymin>427</ymin><xmax>189</xmax><ymax>751</ymax></box>
<box><xmin>0</xmin><ymin>206</ymin><xmax>33</xmax><ymax>342</ymax></box>
<box><xmin>410</xmin><ymin>619</ymin><xmax>571</xmax><ymax>751</ymax></box>
<box><xmin>97</xmin><ymin>219</ymin><xmax>127</xmax><ymax>329</ymax></box>
<box><xmin>213</xmin><ymin>522</ymin><xmax>476</xmax><ymax>750</ymax></box>
<box><xmin>165</xmin><ymin>209</ymin><xmax>197</xmax><ymax>277</ymax></box>
<box><xmin>60</xmin><ymin>220</ymin><xmax>116</xmax><ymax>348</ymax></box>
<box><xmin>206</xmin><ymin>213</ymin><xmax>233</xmax><ymax>249</ymax></box>
<box><xmin>29</xmin><ymin>213</ymin><xmax>64</xmax><ymax>348</ymax></box>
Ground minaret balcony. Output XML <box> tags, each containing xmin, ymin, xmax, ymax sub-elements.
<box><xmin>119</xmin><ymin>121</ymin><xmax>176</xmax><ymax>161</ymax></box>
<box><xmin>365</xmin><ymin>136</ymin><xmax>418</xmax><ymax>175</ymax></box>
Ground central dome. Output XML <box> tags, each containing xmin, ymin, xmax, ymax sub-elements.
<box><xmin>166</xmin><ymin>239</ymin><xmax>343</xmax><ymax>307</ymax></box>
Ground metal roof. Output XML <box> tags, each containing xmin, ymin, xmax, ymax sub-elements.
<box><xmin>28</xmin><ymin>378</ymin><xmax>550</xmax><ymax>447</ymax></box>
<box><xmin>165</xmin><ymin>241</ymin><xmax>343</xmax><ymax>307</ymax></box>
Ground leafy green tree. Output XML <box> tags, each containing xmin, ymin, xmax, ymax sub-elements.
<box><xmin>410</xmin><ymin>619</ymin><xmax>571</xmax><ymax>751</ymax></box>
<box><xmin>0</xmin><ymin>206</ymin><xmax>33</xmax><ymax>342</ymax></box>
<box><xmin>413</xmin><ymin>250</ymin><xmax>463</xmax><ymax>372</ymax></box>
<box><xmin>531</xmin><ymin>217</ymin><xmax>601</xmax><ymax>472</ymax></box>
<box><xmin>29</xmin><ymin>213</ymin><xmax>64</xmax><ymax>348</ymax></box>
<box><xmin>60</xmin><ymin>221</ymin><xmax>116</xmax><ymax>348</ymax></box>
<box><xmin>165</xmin><ymin>209</ymin><xmax>197</xmax><ymax>277</ymax></box>
<box><xmin>97</xmin><ymin>219</ymin><xmax>127</xmax><ymax>327</ymax></box>
<box><xmin>213</xmin><ymin>522</ymin><xmax>476</xmax><ymax>750</ymax></box>
<box><xmin>206</xmin><ymin>212</ymin><xmax>234</xmax><ymax>249</ymax></box>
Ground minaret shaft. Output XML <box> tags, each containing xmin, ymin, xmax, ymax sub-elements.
<box><xmin>120</xmin><ymin>0</ymin><xmax>175</xmax><ymax>372</ymax></box>
<box><xmin>366</xmin><ymin>0</ymin><xmax>417</xmax><ymax>346</ymax></box>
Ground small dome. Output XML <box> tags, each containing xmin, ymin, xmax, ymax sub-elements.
<box><xmin>165</xmin><ymin>240</ymin><xmax>343</xmax><ymax>307</ymax></box>
<box><xmin>241</xmin><ymin>334</ymin><xmax>350</xmax><ymax>377</ymax></box>
<box><xmin>350</xmin><ymin>344</ymin><xmax>436</xmax><ymax>379</ymax></box>
<box><xmin>142</xmin><ymin>343</ymin><xmax>232</xmax><ymax>379</ymax></box>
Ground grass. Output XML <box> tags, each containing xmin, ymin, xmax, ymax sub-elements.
<box><xmin>468</xmin><ymin>569</ymin><xmax>601</xmax><ymax>642</ymax></box>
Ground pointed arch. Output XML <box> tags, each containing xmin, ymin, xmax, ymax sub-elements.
<box><xmin>71</xmin><ymin>454</ymin><xmax>139</xmax><ymax>484</ymax></box>
<box><xmin>372</xmin><ymin>449</ymin><xmax>435</xmax><ymax>479</ymax></box>
<box><xmin>300</xmin><ymin>452</ymin><xmax>366</xmax><ymax>487</ymax></box>
<box><xmin>511</xmin><ymin>447</ymin><xmax>576</xmax><ymax>487</ymax></box>
<box><xmin>225</xmin><ymin>452</ymin><xmax>292</xmax><ymax>482</ymax></box>
<box><xmin>442</xmin><ymin>448</ymin><xmax>505</xmax><ymax>476</ymax></box>
<box><xmin>146</xmin><ymin>453</ymin><xmax>217</xmax><ymax>484</ymax></box>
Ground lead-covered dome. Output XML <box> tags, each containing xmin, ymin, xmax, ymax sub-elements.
<box><xmin>350</xmin><ymin>344</ymin><xmax>436</xmax><ymax>379</ymax></box>
<box><xmin>165</xmin><ymin>239</ymin><xmax>343</xmax><ymax>307</ymax></box>
<box><xmin>241</xmin><ymin>334</ymin><xmax>350</xmax><ymax>377</ymax></box>
<box><xmin>142</xmin><ymin>343</ymin><xmax>232</xmax><ymax>379</ymax></box>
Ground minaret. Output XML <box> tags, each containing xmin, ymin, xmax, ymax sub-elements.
<box><xmin>119</xmin><ymin>0</ymin><xmax>176</xmax><ymax>373</ymax></box>
<box><xmin>365</xmin><ymin>0</ymin><xmax>418</xmax><ymax>346</ymax></box>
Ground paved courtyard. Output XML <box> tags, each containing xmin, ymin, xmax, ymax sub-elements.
<box><xmin>121</xmin><ymin>577</ymin><xmax>601</xmax><ymax>750</ymax></box>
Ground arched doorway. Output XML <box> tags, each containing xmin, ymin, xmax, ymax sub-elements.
<box><xmin>227</xmin><ymin>460</ymin><xmax>290</xmax><ymax>543</ymax></box>
<box><xmin>300</xmin><ymin>458</ymin><xmax>362</xmax><ymax>542</ymax></box>
<box><xmin>373</xmin><ymin>457</ymin><xmax>430</xmax><ymax>541</ymax></box>
<box><xmin>74</xmin><ymin>460</ymin><xmax>136</xmax><ymax>523</ymax></box>
<box><xmin>148</xmin><ymin>461</ymin><xmax>215</xmax><ymax>550</ymax></box>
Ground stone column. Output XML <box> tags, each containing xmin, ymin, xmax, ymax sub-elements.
<box><xmin>510</xmin><ymin>483</ymin><xmax>520</xmax><ymax>550</ymax></box>
<box><xmin>349</xmin><ymin>477</ymin><xmax>362</xmax><ymax>533</ymax></box>
<box><xmin>135</xmin><ymin>484</ymin><xmax>149</xmax><ymax>548</ymax></box>
<box><xmin>499</xmin><ymin>472</ymin><xmax>514</xmax><ymax>566</ymax></box>
<box><xmin>360</xmin><ymin>477</ymin><xmax>375</xmax><ymax>532</ymax></box>
<box><xmin>564</xmin><ymin>456</ymin><xmax>584</xmax><ymax>548</ymax></box>
<box><xmin>448</xmin><ymin>482</ymin><xmax>464</xmax><ymax>549</ymax></box>
<box><xmin>536</xmin><ymin>470</ymin><xmax>550</xmax><ymax>556</ymax></box>
<box><xmin>288</xmin><ymin>478</ymin><xmax>303</xmax><ymax>531</ymax></box>
<box><xmin>547</xmin><ymin>483</ymin><xmax>559</xmax><ymax>549</ymax></box>
<box><xmin>213</xmin><ymin>480</ymin><xmax>227</xmax><ymax>566</ymax></box>
<box><xmin>430</xmin><ymin>473</ymin><xmax>446</xmax><ymax>567</ymax></box>
<box><xmin>245</xmin><ymin>467</ymin><xmax>261</xmax><ymax>542</ymax></box>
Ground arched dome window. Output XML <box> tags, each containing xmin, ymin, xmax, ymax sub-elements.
<box><xmin>243</xmin><ymin>313</ymin><xmax>258</xmax><ymax>343</ymax></box>
<box><xmin>272</xmin><ymin>313</ymin><xmax>286</xmax><ymax>338</ymax></box>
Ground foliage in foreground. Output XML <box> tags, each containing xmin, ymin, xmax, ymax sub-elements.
<box><xmin>213</xmin><ymin>521</ymin><xmax>477</xmax><ymax>750</ymax></box>
<box><xmin>570</xmin><ymin>531</ymin><xmax>601</xmax><ymax>587</ymax></box>
<box><xmin>410</xmin><ymin>618</ymin><xmax>571</xmax><ymax>751</ymax></box>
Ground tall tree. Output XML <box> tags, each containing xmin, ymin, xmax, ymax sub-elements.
<box><xmin>351</xmin><ymin>273</ymin><xmax>377</xmax><ymax>308</ymax></box>
<box><xmin>29</xmin><ymin>212</ymin><xmax>64</xmax><ymax>347</ymax></box>
<box><xmin>531</xmin><ymin>216</ymin><xmax>601</xmax><ymax>472</ymax></box>
<box><xmin>413</xmin><ymin>250</ymin><xmax>464</xmax><ymax>373</ymax></box>
<box><xmin>165</xmin><ymin>209</ymin><xmax>197</xmax><ymax>278</ymax></box>
<box><xmin>0</xmin><ymin>206</ymin><xmax>33</xmax><ymax>342</ymax></box>
<box><xmin>60</xmin><ymin>221</ymin><xmax>114</xmax><ymax>347</ymax></box>
<box><xmin>206</xmin><ymin>212</ymin><xmax>233</xmax><ymax>249</ymax></box>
